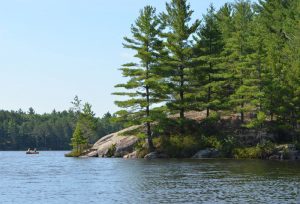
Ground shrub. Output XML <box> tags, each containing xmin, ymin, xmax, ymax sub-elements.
<box><xmin>64</xmin><ymin>151</ymin><xmax>82</xmax><ymax>157</ymax></box>
<box><xmin>257</xmin><ymin>140</ymin><xmax>275</xmax><ymax>158</ymax></box>
<box><xmin>134</xmin><ymin>140</ymin><xmax>149</xmax><ymax>158</ymax></box>
<box><xmin>156</xmin><ymin>135</ymin><xmax>200</xmax><ymax>158</ymax></box>
<box><xmin>233</xmin><ymin>147</ymin><xmax>260</xmax><ymax>159</ymax></box>
<box><xmin>233</xmin><ymin>141</ymin><xmax>276</xmax><ymax>159</ymax></box>
<box><xmin>202</xmin><ymin>136</ymin><xmax>222</xmax><ymax>149</ymax></box>
<box><xmin>220</xmin><ymin>136</ymin><xmax>237</xmax><ymax>157</ymax></box>
<box><xmin>106</xmin><ymin>144</ymin><xmax>116</xmax><ymax>157</ymax></box>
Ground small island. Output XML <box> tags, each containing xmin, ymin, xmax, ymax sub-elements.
<box><xmin>65</xmin><ymin>0</ymin><xmax>300</xmax><ymax>160</ymax></box>
<box><xmin>0</xmin><ymin>0</ymin><xmax>300</xmax><ymax>203</ymax></box>
<box><xmin>0</xmin><ymin>0</ymin><xmax>299</xmax><ymax>161</ymax></box>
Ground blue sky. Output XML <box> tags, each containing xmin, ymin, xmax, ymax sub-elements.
<box><xmin>0</xmin><ymin>0</ymin><xmax>246</xmax><ymax>116</ymax></box>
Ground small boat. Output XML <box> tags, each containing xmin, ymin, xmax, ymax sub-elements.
<box><xmin>26</xmin><ymin>151</ymin><xmax>39</xmax><ymax>154</ymax></box>
<box><xmin>26</xmin><ymin>148</ymin><xmax>39</xmax><ymax>154</ymax></box>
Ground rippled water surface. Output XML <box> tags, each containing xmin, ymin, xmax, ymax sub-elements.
<box><xmin>1</xmin><ymin>151</ymin><xmax>300</xmax><ymax>204</ymax></box>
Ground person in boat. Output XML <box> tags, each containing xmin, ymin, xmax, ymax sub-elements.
<box><xmin>34</xmin><ymin>148</ymin><xmax>37</xmax><ymax>152</ymax></box>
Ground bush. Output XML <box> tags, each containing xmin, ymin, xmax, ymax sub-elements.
<box><xmin>257</xmin><ymin>140</ymin><xmax>275</xmax><ymax>158</ymax></box>
<box><xmin>202</xmin><ymin>136</ymin><xmax>222</xmax><ymax>149</ymax></box>
<box><xmin>64</xmin><ymin>151</ymin><xmax>82</xmax><ymax>157</ymax></box>
<box><xmin>106</xmin><ymin>144</ymin><xmax>116</xmax><ymax>157</ymax></box>
<box><xmin>156</xmin><ymin>135</ymin><xmax>200</xmax><ymax>158</ymax></box>
<box><xmin>220</xmin><ymin>136</ymin><xmax>237</xmax><ymax>157</ymax></box>
<box><xmin>233</xmin><ymin>147</ymin><xmax>260</xmax><ymax>159</ymax></box>
<box><xmin>134</xmin><ymin>141</ymin><xmax>149</xmax><ymax>158</ymax></box>
<box><xmin>233</xmin><ymin>141</ymin><xmax>275</xmax><ymax>159</ymax></box>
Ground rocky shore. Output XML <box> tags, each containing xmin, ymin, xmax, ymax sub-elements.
<box><xmin>80</xmin><ymin>125</ymin><xmax>300</xmax><ymax>161</ymax></box>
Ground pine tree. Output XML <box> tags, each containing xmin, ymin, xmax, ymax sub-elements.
<box><xmin>257</xmin><ymin>0</ymin><xmax>298</xmax><ymax>125</ymax></box>
<box><xmin>80</xmin><ymin>103</ymin><xmax>97</xmax><ymax>143</ymax></box>
<box><xmin>113</xmin><ymin>6</ymin><xmax>163</xmax><ymax>151</ymax></box>
<box><xmin>193</xmin><ymin>4</ymin><xmax>225</xmax><ymax>117</ymax></box>
<box><xmin>223</xmin><ymin>0</ymin><xmax>260</xmax><ymax>123</ymax></box>
<box><xmin>285</xmin><ymin>0</ymin><xmax>300</xmax><ymax>128</ymax></box>
<box><xmin>71</xmin><ymin>123</ymin><xmax>87</xmax><ymax>154</ymax></box>
<box><xmin>160</xmin><ymin>0</ymin><xmax>200</xmax><ymax>133</ymax></box>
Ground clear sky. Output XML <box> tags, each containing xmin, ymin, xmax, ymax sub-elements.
<box><xmin>0</xmin><ymin>0</ymin><xmax>244</xmax><ymax>116</ymax></box>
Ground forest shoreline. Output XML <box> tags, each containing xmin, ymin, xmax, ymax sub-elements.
<box><xmin>69</xmin><ymin>112</ymin><xmax>300</xmax><ymax>161</ymax></box>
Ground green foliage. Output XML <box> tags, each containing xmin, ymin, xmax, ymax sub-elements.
<box><xmin>221</xmin><ymin>136</ymin><xmax>237</xmax><ymax>156</ymax></box>
<box><xmin>156</xmin><ymin>135</ymin><xmax>200</xmax><ymax>158</ymax></box>
<box><xmin>78</xmin><ymin>103</ymin><xmax>97</xmax><ymax>143</ymax></box>
<box><xmin>193</xmin><ymin>4</ymin><xmax>227</xmax><ymax>117</ymax></box>
<box><xmin>233</xmin><ymin>146</ymin><xmax>260</xmax><ymax>159</ymax></box>
<box><xmin>245</xmin><ymin>112</ymin><xmax>266</xmax><ymax>128</ymax></box>
<box><xmin>233</xmin><ymin>141</ymin><xmax>275</xmax><ymax>159</ymax></box>
<box><xmin>64</xmin><ymin>151</ymin><xmax>82</xmax><ymax>157</ymax></box>
<box><xmin>134</xmin><ymin>141</ymin><xmax>149</xmax><ymax>158</ymax></box>
<box><xmin>0</xmin><ymin>107</ymin><xmax>124</xmax><ymax>150</ymax></box>
<box><xmin>113</xmin><ymin>0</ymin><xmax>300</xmax><ymax>152</ymax></box>
<box><xmin>114</xmin><ymin>6</ymin><xmax>164</xmax><ymax>151</ymax></box>
<box><xmin>70</xmin><ymin>123</ymin><xmax>87</xmax><ymax>154</ymax></box>
<box><xmin>202</xmin><ymin>136</ymin><xmax>222</xmax><ymax>149</ymax></box>
<box><xmin>160</xmin><ymin>0</ymin><xmax>200</xmax><ymax>124</ymax></box>
<box><xmin>106</xmin><ymin>144</ymin><xmax>117</xmax><ymax>157</ymax></box>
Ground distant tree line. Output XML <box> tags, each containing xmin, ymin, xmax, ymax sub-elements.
<box><xmin>0</xmin><ymin>98</ymin><xmax>123</xmax><ymax>150</ymax></box>
<box><xmin>114</xmin><ymin>0</ymin><xmax>300</xmax><ymax>149</ymax></box>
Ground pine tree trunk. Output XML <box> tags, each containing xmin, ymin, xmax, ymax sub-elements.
<box><xmin>207</xmin><ymin>68</ymin><xmax>212</xmax><ymax>118</ymax></box>
<box><xmin>180</xmin><ymin>66</ymin><xmax>185</xmax><ymax>134</ymax></box>
<box><xmin>146</xmin><ymin>63</ymin><xmax>155</xmax><ymax>152</ymax></box>
<box><xmin>207</xmin><ymin>36</ymin><xmax>212</xmax><ymax>118</ymax></box>
<box><xmin>146</xmin><ymin>87</ymin><xmax>154</xmax><ymax>152</ymax></box>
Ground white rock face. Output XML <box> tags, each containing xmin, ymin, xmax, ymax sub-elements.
<box><xmin>91</xmin><ymin>125</ymin><xmax>140</xmax><ymax>157</ymax></box>
<box><xmin>123</xmin><ymin>151</ymin><xmax>138</xmax><ymax>159</ymax></box>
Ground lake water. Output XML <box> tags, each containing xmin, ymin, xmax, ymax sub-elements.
<box><xmin>0</xmin><ymin>151</ymin><xmax>300</xmax><ymax>204</ymax></box>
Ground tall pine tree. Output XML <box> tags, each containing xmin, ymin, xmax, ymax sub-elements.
<box><xmin>160</xmin><ymin>0</ymin><xmax>200</xmax><ymax>133</ymax></box>
<box><xmin>258</xmin><ymin>0</ymin><xmax>299</xmax><ymax>124</ymax></box>
<box><xmin>224</xmin><ymin>0</ymin><xmax>260</xmax><ymax>123</ymax></box>
<box><xmin>114</xmin><ymin>6</ymin><xmax>163</xmax><ymax>151</ymax></box>
<box><xmin>193</xmin><ymin>4</ymin><xmax>225</xmax><ymax>117</ymax></box>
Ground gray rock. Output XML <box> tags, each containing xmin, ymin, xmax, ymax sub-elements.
<box><xmin>123</xmin><ymin>151</ymin><xmax>138</xmax><ymax>159</ymax></box>
<box><xmin>87</xmin><ymin>150</ymin><xmax>98</xmax><ymax>157</ymax></box>
<box><xmin>287</xmin><ymin>150</ymin><xmax>300</xmax><ymax>160</ymax></box>
<box><xmin>92</xmin><ymin>125</ymin><xmax>141</xmax><ymax>158</ymax></box>
<box><xmin>193</xmin><ymin>148</ymin><xmax>220</xmax><ymax>159</ymax></box>
<box><xmin>144</xmin><ymin>152</ymin><xmax>169</xmax><ymax>159</ymax></box>
<box><xmin>269</xmin><ymin>154</ymin><xmax>280</xmax><ymax>160</ymax></box>
<box><xmin>115</xmin><ymin>137</ymin><xmax>139</xmax><ymax>157</ymax></box>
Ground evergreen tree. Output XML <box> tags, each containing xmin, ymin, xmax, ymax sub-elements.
<box><xmin>257</xmin><ymin>0</ymin><xmax>298</xmax><ymax>124</ymax></box>
<box><xmin>193</xmin><ymin>4</ymin><xmax>225</xmax><ymax>117</ymax></box>
<box><xmin>222</xmin><ymin>0</ymin><xmax>260</xmax><ymax>123</ymax></box>
<box><xmin>114</xmin><ymin>6</ymin><xmax>163</xmax><ymax>151</ymax></box>
<box><xmin>80</xmin><ymin>103</ymin><xmax>97</xmax><ymax>143</ymax></box>
<box><xmin>160</xmin><ymin>0</ymin><xmax>200</xmax><ymax>133</ymax></box>
<box><xmin>70</xmin><ymin>123</ymin><xmax>87</xmax><ymax>154</ymax></box>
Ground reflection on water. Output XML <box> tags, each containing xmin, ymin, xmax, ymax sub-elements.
<box><xmin>0</xmin><ymin>152</ymin><xmax>300</xmax><ymax>204</ymax></box>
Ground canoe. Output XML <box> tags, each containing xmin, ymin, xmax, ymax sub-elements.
<box><xmin>26</xmin><ymin>151</ymin><xmax>39</xmax><ymax>154</ymax></box>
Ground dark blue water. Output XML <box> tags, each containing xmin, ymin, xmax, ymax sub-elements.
<box><xmin>0</xmin><ymin>151</ymin><xmax>300</xmax><ymax>204</ymax></box>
